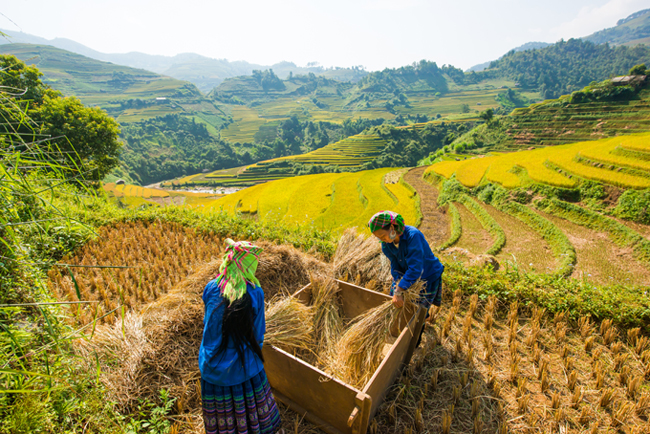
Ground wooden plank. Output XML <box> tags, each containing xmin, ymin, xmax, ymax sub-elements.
<box><xmin>263</xmin><ymin>344</ymin><xmax>361</xmax><ymax>434</ymax></box>
<box><xmin>272</xmin><ymin>389</ymin><xmax>344</xmax><ymax>434</ymax></box>
<box><xmin>353</xmin><ymin>392</ymin><xmax>373</xmax><ymax>434</ymax></box>
<box><xmin>403</xmin><ymin>307</ymin><xmax>427</xmax><ymax>370</ymax></box>
<box><xmin>336</xmin><ymin>280</ymin><xmax>391</xmax><ymax>320</ymax></box>
<box><xmin>362</xmin><ymin>308</ymin><xmax>425</xmax><ymax>420</ymax></box>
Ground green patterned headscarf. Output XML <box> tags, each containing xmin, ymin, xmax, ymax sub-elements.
<box><xmin>215</xmin><ymin>239</ymin><xmax>263</xmax><ymax>303</ymax></box>
<box><xmin>368</xmin><ymin>210</ymin><xmax>405</xmax><ymax>234</ymax></box>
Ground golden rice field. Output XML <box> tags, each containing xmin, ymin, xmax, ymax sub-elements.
<box><xmin>427</xmin><ymin>133</ymin><xmax>650</xmax><ymax>189</ymax></box>
<box><xmin>205</xmin><ymin>168</ymin><xmax>420</xmax><ymax>231</ymax></box>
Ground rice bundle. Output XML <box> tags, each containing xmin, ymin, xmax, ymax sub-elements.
<box><xmin>265</xmin><ymin>296</ymin><xmax>315</xmax><ymax>354</ymax></box>
<box><xmin>328</xmin><ymin>282</ymin><xmax>423</xmax><ymax>389</ymax></box>
<box><xmin>333</xmin><ymin>228</ymin><xmax>392</xmax><ymax>291</ymax></box>
<box><xmin>309</xmin><ymin>274</ymin><xmax>344</xmax><ymax>365</ymax></box>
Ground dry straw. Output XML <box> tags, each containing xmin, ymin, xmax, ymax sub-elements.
<box><xmin>332</xmin><ymin>228</ymin><xmax>392</xmax><ymax>291</ymax></box>
<box><xmin>308</xmin><ymin>273</ymin><xmax>343</xmax><ymax>365</ymax></box>
<box><xmin>327</xmin><ymin>282</ymin><xmax>422</xmax><ymax>389</ymax></box>
<box><xmin>265</xmin><ymin>296</ymin><xmax>315</xmax><ymax>354</ymax></box>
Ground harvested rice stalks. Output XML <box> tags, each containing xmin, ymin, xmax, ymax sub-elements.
<box><xmin>309</xmin><ymin>274</ymin><xmax>344</xmax><ymax>365</ymax></box>
<box><xmin>328</xmin><ymin>282</ymin><xmax>423</xmax><ymax>389</ymax></box>
<box><xmin>266</xmin><ymin>297</ymin><xmax>315</xmax><ymax>354</ymax></box>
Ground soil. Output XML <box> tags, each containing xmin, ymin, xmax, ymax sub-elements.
<box><xmin>403</xmin><ymin>167</ymin><xmax>450</xmax><ymax>248</ymax></box>
<box><xmin>538</xmin><ymin>210</ymin><xmax>650</xmax><ymax>286</ymax></box>
<box><xmin>454</xmin><ymin>203</ymin><xmax>494</xmax><ymax>255</ymax></box>
<box><xmin>482</xmin><ymin>204</ymin><xmax>557</xmax><ymax>273</ymax></box>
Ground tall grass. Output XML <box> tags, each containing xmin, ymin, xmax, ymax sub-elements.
<box><xmin>0</xmin><ymin>85</ymin><xmax>127</xmax><ymax>432</ymax></box>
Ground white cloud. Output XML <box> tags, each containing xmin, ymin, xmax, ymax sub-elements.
<box><xmin>551</xmin><ymin>0</ymin><xmax>650</xmax><ymax>40</ymax></box>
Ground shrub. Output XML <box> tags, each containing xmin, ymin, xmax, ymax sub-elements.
<box><xmin>614</xmin><ymin>189</ymin><xmax>650</xmax><ymax>225</ymax></box>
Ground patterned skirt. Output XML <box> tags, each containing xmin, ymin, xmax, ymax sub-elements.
<box><xmin>201</xmin><ymin>370</ymin><xmax>282</xmax><ymax>434</ymax></box>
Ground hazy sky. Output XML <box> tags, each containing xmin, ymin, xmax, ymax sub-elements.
<box><xmin>2</xmin><ymin>0</ymin><xmax>649</xmax><ymax>71</ymax></box>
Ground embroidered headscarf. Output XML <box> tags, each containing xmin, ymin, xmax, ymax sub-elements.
<box><xmin>368</xmin><ymin>210</ymin><xmax>405</xmax><ymax>234</ymax></box>
<box><xmin>215</xmin><ymin>239</ymin><xmax>263</xmax><ymax>303</ymax></box>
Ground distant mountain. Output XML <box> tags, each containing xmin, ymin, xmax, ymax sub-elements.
<box><xmin>584</xmin><ymin>8</ymin><xmax>650</xmax><ymax>47</ymax></box>
<box><xmin>0</xmin><ymin>29</ymin><xmax>368</xmax><ymax>93</ymax></box>
<box><xmin>466</xmin><ymin>42</ymin><xmax>552</xmax><ymax>72</ymax></box>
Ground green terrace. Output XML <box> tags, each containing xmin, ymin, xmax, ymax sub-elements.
<box><xmin>170</xmin><ymin>134</ymin><xmax>386</xmax><ymax>186</ymax></box>
<box><xmin>508</xmin><ymin>98</ymin><xmax>650</xmax><ymax>146</ymax></box>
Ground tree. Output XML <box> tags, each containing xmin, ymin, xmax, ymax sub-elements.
<box><xmin>0</xmin><ymin>55</ymin><xmax>122</xmax><ymax>181</ymax></box>
<box><xmin>629</xmin><ymin>63</ymin><xmax>647</xmax><ymax>75</ymax></box>
<box><xmin>479</xmin><ymin>108</ymin><xmax>494</xmax><ymax>124</ymax></box>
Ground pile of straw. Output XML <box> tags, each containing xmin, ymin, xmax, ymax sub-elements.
<box><xmin>333</xmin><ymin>228</ymin><xmax>392</xmax><ymax>291</ymax></box>
<box><xmin>309</xmin><ymin>273</ymin><xmax>343</xmax><ymax>366</ymax></box>
<box><xmin>265</xmin><ymin>296</ymin><xmax>315</xmax><ymax>354</ymax></box>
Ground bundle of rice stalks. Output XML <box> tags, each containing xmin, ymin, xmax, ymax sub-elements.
<box><xmin>333</xmin><ymin>228</ymin><xmax>392</xmax><ymax>290</ymax></box>
<box><xmin>328</xmin><ymin>283</ymin><xmax>422</xmax><ymax>389</ymax></box>
<box><xmin>266</xmin><ymin>296</ymin><xmax>315</xmax><ymax>354</ymax></box>
<box><xmin>309</xmin><ymin>273</ymin><xmax>343</xmax><ymax>365</ymax></box>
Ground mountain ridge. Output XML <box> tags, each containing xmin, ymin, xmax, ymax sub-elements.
<box><xmin>0</xmin><ymin>29</ymin><xmax>368</xmax><ymax>93</ymax></box>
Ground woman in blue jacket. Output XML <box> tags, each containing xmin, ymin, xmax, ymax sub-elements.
<box><xmin>368</xmin><ymin>210</ymin><xmax>444</xmax><ymax>311</ymax></box>
<box><xmin>198</xmin><ymin>239</ymin><xmax>283</xmax><ymax>434</ymax></box>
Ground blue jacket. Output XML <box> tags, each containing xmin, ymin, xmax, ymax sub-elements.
<box><xmin>198</xmin><ymin>280</ymin><xmax>265</xmax><ymax>386</ymax></box>
<box><xmin>381</xmin><ymin>225</ymin><xmax>444</xmax><ymax>291</ymax></box>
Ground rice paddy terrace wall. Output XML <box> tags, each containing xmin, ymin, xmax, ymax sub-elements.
<box><xmin>422</xmin><ymin>134</ymin><xmax>650</xmax><ymax>285</ymax></box>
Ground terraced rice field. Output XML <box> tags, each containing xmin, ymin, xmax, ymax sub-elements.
<box><xmin>482</xmin><ymin>204</ymin><xmax>556</xmax><ymax>273</ymax></box>
<box><xmin>540</xmin><ymin>211</ymin><xmax>650</xmax><ymax>285</ymax></box>
<box><xmin>220</xmin><ymin>105</ymin><xmax>270</xmax><ymax>143</ymax></box>
<box><xmin>427</xmin><ymin>133</ymin><xmax>650</xmax><ymax>189</ymax></box>
<box><xmin>508</xmin><ymin>96</ymin><xmax>650</xmax><ymax>146</ymax></box>
<box><xmin>453</xmin><ymin>203</ymin><xmax>494</xmax><ymax>255</ymax></box>
<box><xmin>205</xmin><ymin>167</ymin><xmax>419</xmax><ymax>232</ymax></box>
<box><xmin>186</xmin><ymin>134</ymin><xmax>387</xmax><ymax>186</ymax></box>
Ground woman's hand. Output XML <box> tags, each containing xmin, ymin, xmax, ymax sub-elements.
<box><xmin>392</xmin><ymin>291</ymin><xmax>404</xmax><ymax>308</ymax></box>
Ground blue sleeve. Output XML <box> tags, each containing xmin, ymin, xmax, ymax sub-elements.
<box><xmin>252</xmin><ymin>286</ymin><xmax>265</xmax><ymax>347</ymax></box>
<box><xmin>382</xmin><ymin>243</ymin><xmax>402</xmax><ymax>283</ymax></box>
<box><xmin>399</xmin><ymin>232</ymin><xmax>425</xmax><ymax>290</ymax></box>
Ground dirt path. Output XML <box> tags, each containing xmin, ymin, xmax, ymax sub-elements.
<box><xmin>403</xmin><ymin>167</ymin><xmax>449</xmax><ymax>248</ymax></box>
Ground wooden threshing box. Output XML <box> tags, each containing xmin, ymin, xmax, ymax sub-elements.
<box><xmin>263</xmin><ymin>280</ymin><xmax>426</xmax><ymax>434</ymax></box>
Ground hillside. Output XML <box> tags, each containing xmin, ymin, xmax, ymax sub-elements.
<box><xmin>584</xmin><ymin>8</ymin><xmax>650</xmax><ymax>47</ymax></box>
<box><xmin>445</xmin><ymin>75</ymin><xmax>650</xmax><ymax>155</ymax></box>
<box><xmin>0</xmin><ymin>29</ymin><xmax>369</xmax><ymax>92</ymax></box>
<box><xmin>482</xmin><ymin>38</ymin><xmax>650</xmax><ymax>99</ymax></box>
<box><xmin>168</xmin><ymin>120</ymin><xmax>474</xmax><ymax>187</ymax></box>
<box><xmin>0</xmin><ymin>43</ymin><xmax>225</xmax><ymax>125</ymax></box>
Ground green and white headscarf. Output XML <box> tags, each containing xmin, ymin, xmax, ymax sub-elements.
<box><xmin>368</xmin><ymin>210</ymin><xmax>405</xmax><ymax>234</ymax></box>
<box><xmin>215</xmin><ymin>239</ymin><xmax>263</xmax><ymax>303</ymax></box>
